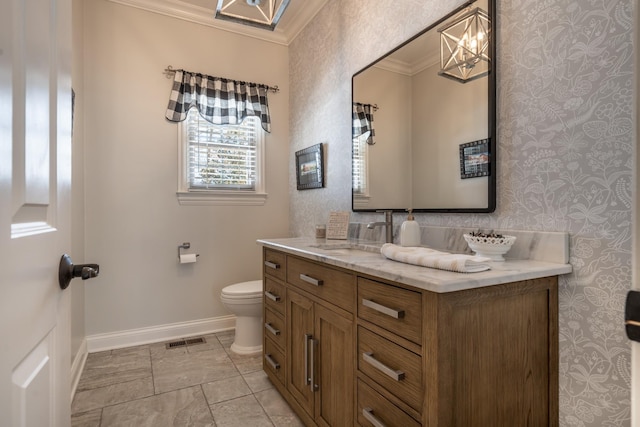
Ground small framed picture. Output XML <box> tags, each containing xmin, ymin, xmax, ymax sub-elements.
<box><xmin>296</xmin><ymin>143</ymin><xmax>324</xmax><ymax>190</ymax></box>
<box><xmin>459</xmin><ymin>139</ymin><xmax>490</xmax><ymax>179</ymax></box>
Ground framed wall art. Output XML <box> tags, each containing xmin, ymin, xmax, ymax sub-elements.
<box><xmin>459</xmin><ymin>138</ymin><xmax>490</xmax><ymax>179</ymax></box>
<box><xmin>296</xmin><ymin>143</ymin><xmax>324</xmax><ymax>190</ymax></box>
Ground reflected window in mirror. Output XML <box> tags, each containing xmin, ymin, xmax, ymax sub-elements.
<box><xmin>351</xmin><ymin>0</ymin><xmax>495</xmax><ymax>213</ymax></box>
<box><xmin>352</xmin><ymin>102</ymin><xmax>377</xmax><ymax>208</ymax></box>
<box><xmin>352</xmin><ymin>132</ymin><xmax>370</xmax><ymax>207</ymax></box>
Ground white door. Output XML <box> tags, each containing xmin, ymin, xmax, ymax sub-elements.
<box><xmin>0</xmin><ymin>0</ymin><xmax>73</xmax><ymax>425</ymax></box>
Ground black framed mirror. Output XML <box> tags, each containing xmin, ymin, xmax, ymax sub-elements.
<box><xmin>352</xmin><ymin>0</ymin><xmax>496</xmax><ymax>213</ymax></box>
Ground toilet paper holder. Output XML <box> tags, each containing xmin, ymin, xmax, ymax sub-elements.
<box><xmin>178</xmin><ymin>242</ymin><xmax>199</xmax><ymax>259</ymax></box>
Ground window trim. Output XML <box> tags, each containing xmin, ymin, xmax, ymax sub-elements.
<box><xmin>177</xmin><ymin>113</ymin><xmax>267</xmax><ymax>206</ymax></box>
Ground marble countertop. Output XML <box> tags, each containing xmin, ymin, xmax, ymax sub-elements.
<box><xmin>257</xmin><ymin>237</ymin><xmax>573</xmax><ymax>293</ymax></box>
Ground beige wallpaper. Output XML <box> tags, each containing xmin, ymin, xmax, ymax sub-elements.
<box><xmin>289</xmin><ymin>0</ymin><xmax>634</xmax><ymax>425</ymax></box>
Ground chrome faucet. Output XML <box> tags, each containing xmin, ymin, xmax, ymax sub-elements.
<box><xmin>367</xmin><ymin>210</ymin><xmax>394</xmax><ymax>243</ymax></box>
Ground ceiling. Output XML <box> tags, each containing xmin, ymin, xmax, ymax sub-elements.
<box><xmin>109</xmin><ymin>0</ymin><xmax>328</xmax><ymax>45</ymax></box>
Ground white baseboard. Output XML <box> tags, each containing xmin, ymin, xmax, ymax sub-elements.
<box><xmin>86</xmin><ymin>315</ymin><xmax>236</xmax><ymax>353</ymax></box>
<box><xmin>70</xmin><ymin>338</ymin><xmax>88</xmax><ymax>399</ymax></box>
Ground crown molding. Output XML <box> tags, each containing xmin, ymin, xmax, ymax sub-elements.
<box><xmin>375</xmin><ymin>54</ymin><xmax>440</xmax><ymax>77</ymax></box>
<box><xmin>107</xmin><ymin>0</ymin><xmax>327</xmax><ymax>46</ymax></box>
<box><xmin>374</xmin><ymin>57</ymin><xmax>413</xmax><ymax>76</ymax></box>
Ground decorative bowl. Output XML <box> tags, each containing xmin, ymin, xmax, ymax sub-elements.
<box><xmin>463</xmin><ymin>233</ymin><xmax>517</xmax><ymax>261</ymax></box>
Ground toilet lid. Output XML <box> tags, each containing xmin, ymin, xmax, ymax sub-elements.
<box><xmin>222</xmin><ymin>280</ymin><xmax>262</xmax><ymax>297</ymax></box>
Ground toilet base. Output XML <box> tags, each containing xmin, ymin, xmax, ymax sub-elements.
<box><xmin>230</xmin><ymin>342</ymin><xmax>263</xmax><ymax>355</ymax></box>
<box><xmin>230</xmin><ymin>315</ymin><xmax>263</xmax><ymax>355</ymax></box>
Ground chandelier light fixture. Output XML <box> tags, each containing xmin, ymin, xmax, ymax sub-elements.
<box><xmin>215</xmin><ymin>0</ymin><xmax>291</xmax><ymax>31</ymax></box>
<box><xmin>438</xmin><ymin>7</ymin><xmax>491</xmax><ymax>83</ymax></box>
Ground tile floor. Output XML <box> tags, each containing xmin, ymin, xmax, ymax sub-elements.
<box><xmin>71</xmin><ymin>330</ymin><xmax>303</xmax><ymax>427</ymax></box>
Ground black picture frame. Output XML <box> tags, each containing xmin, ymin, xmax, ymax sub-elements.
<box><xmin>296</xmin><ymin>143</ymin><xmax>324</xmax><ymax>190</ymax></box>
<box><xmin>459</xmin><ymin>139</ymin><xmax>490</xmax><ymax>179</ymax></box>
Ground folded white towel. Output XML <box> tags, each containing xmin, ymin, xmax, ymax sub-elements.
<box><xmin>380</xmin><ymin>243</ymin><xmax>492</xmax><ymax>273</ymax></box>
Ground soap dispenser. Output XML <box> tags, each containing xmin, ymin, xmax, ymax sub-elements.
<box><xmin>399</xmin><ymin>209</ymin><xmax>421</xmax><ymax>247</ymax></box>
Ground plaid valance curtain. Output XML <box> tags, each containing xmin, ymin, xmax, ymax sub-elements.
<box><xmin>166</xmin><ymin>69</ymin><xmax>272</xmax><ymax>133</ymax></box>
<box><xmin>352</xmin><ymin>102</ymin><xmax>375</xmax><ymax>145</ymax></box>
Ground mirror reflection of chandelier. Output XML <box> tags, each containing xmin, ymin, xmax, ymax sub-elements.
<box><xmin>438</xmin><ymin>7</ymin><xmax>491</xmax><ymax>83</ymax></box>
<box><xmin>215</xmin><ymin>0</ymin><xmax>291</xmax><ymax>30</ymax></box>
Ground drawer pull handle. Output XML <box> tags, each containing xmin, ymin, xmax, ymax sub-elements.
<box><xmin>264</xmin><ymin>261</ymin><xmax>280</xmax><ymax>270</ymax></box>
<box><xmin>362</xmin><ymin>298</ymin><xmax>405</xmax><ymax>319</ymax></box>
<box><xmin>300</xmin><ymin>274</ymin><xmax>323</xmax><ymax>286</ymax></box>
<box><xmin>264</xmin><ymin>291</ymin><xmax>281</xmax><ymax>302</ymax></box>
<box><xmin>362</xmin><ymin>407</ymin><xmax>387</xmax><ymax>427</ymax></box>
<box><xmin>265</xmin><ymin>353</ymin><xmax>280</xmax><ymax>370</ymax></box>
<box><xmin>363</xmin><ymin>352</ymin><xmax>405</xmax><ymax>381</ymax></box>
<box><xmin>265</xmin><ymin>322</ymin><xmax>280</xmax><ymax>336</ymax></box>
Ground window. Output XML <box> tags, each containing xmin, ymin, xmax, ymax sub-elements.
<box><xmin>177</xmin><ymin>109</ymin><xmax>266</xmax><ymax>205</ymax></box>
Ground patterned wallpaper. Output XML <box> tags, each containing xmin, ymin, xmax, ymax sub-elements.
<box><xmin>289</xmin><ymin>0</ymin><xmax>634</xmax><ymax>425</ymax></box>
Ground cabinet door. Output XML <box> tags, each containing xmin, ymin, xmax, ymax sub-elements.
<box><xmin>287</xmin><ymin>289</ymin><xmax>315</xmax><ymax>416</ymax></box>
<box><xmin>315</xmin><ymin>304</ymin><xmax>354</xmax><ymax>427</ymax></box>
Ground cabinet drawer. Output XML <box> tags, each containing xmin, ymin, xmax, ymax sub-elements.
<box><xmin>358</xmin><ymin>277</ymin><xmax>422</xmax><ymax>344</ymax></box>
<box><xmin>264</xmin><ymin>277</ymin><xmax>285</xmax><ymax>315</ymax></box>
<box><xmin>264</xmin><ymin>249</ymin><xmax>286</xmax><ymax>281</ymax></box>
<box><xmin>264</xmin><ymin>307</ymin><xmax>286</xmax><ymax>350</ymax></box>
<box><xmin>357</xmin><ymin>379</ymin><xmax>420</xmax><ymax>427</ymax></box>
<box><xmin>358</xmin><ymin>326</ymin><xmax>423</xmax><ymax>412</ymax></box>
<box><xmin>264</xmin><ymin>337</ymin><xmax>285</xmax><ymax>386</ymax></box>
<box><xmin>287</xmin><ymin>256</ymin><xmax>355</xmax><ymax>312</ymax></box>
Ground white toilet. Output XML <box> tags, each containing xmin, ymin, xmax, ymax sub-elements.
<box><xmin>220</xmin><ymin>280</ymin><xmax>263</xmax><ymax>355</ymax></box>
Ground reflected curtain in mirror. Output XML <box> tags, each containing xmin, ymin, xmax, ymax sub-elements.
<box><xmin>352</xmin><ymin>102</ymin><xmax>376</xmax><ymax>145</ymax></box>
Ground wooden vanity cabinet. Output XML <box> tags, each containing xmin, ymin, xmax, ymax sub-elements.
<box><xmin>422</xmin><ymin>277</ymin><xmax>559</xmax><ymax>427</ymax></box>
<box><xmin>263</xmin><ymin>247</ymin><xmax>559</xmax><ymax>427</ymax></box>
<box><xmin>262</xmin><ymin>250</ymin><xmax>287</xmax><ymax>389</ymax></box>
<box><xmin>287</xmin><ymin>289</ymin><xmax>354</xmax><ymax>426</ymax></box>
<box><xmin>356</xmin><ymin>278</ymin><xmax>424</xmax><ymax>425</ymax></box>
<box><xmin>263</xmin><ymin>249</ymin><xmax>356</xmax><ymax>427</ymax></box>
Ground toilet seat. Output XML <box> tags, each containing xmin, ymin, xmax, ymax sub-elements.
<box><xmin>221</xmin><ymin>280</ymin><xmax>262</xmax><ymax>300</ymax></box>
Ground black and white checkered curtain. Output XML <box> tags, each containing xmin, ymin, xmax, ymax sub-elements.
<box><xmin>166</xmin><ymin>70</ymin><xmax>271</xmax><ymax>133</ymax></box>
<box><xmin>352</xmin><ymin>102</ymin><xmax>375</xmax><ymax>145</ymax></box>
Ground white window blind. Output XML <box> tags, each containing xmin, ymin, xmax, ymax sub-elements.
<box><xmin>177</xmin><ymin>109</ymin><xmax>266</xmax><ymax>205</ymax></box>
<box><xmin>186</xmin><ymin>109</ymin><xmax>260</xmax><ymax>190</ymax></box>
<box><xmin>352</xmin><ymin>134</ymin><xmax>368</xmax><ymax>195</ymax></box>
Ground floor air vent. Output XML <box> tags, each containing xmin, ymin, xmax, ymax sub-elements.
<box><xmin>165</xmin><ymin>337</ymin><xmax>206</xmax><ymax>349</ymax></box>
